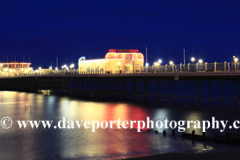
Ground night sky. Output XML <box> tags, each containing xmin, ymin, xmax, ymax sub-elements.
<box><xmin>1</xmin><ymin>0</ymin><xmax>240</xmax><ymax>69</ymax></box>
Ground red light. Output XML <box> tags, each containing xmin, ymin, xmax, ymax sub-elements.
<box><xmin>109</xmin><ymin>49</ymin><xmax>116</xmax><ymax>52</ymax></box>
<box><xmin>108</xmin><ymin>49</ymin><xmax>139</xmax><ymax>53</ymax></box>
<box><xmin>117</xmin><ymin>49</ymin><xmax>138</xmax><ymax>53</ymax></box>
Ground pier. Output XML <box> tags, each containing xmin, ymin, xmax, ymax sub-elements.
<box><xmin>0</xmin><ymin>70</ymin><xmax>240</xmax><ymax>110</ymax></box>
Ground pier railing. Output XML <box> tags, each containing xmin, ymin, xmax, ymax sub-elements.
<box><xmin>142</xmin><ymin>62</ymin><xmax>234</xmax><ymax>73</ymax></box>
<box><xmin>2</xmin><ymin>61</ymin><xmax>240</xmax><ymax>77</ymax></box>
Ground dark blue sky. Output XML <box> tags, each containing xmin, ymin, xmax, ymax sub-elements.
<box><xmin>1</xmin><ymin>0</ymin><xmax>240</xmax><ymax>68</ymax></box>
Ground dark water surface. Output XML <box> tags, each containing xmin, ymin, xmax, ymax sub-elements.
<box><xmin>0</xmin><ymin>91</ymin><xmax>240</xmax><ymax>160</ymax></box>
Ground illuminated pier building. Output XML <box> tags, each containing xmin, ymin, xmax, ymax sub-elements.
<box><xmin>78</xmin><ymin>49</ymin><xmax>144</xmax><ymax>73</ymax></box>
<box><xmin>0</xmin><ymin>61</ymin><xmax>32</xmax><ymax>77</ymax></box>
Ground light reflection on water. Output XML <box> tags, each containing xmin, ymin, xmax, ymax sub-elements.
<box><xmin>0</xmin><ymin>91</ymin><xmax>240</xmax><ymax>160</ymax></box>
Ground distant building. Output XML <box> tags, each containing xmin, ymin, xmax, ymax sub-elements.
<box><xmin>0</xmin><ymin>61</ymin><xmax>32</xmax><ymax>77</ymax></box>
<box><xmin>78</xmin><ymin>49</ymin><xmax>144</xmax><ymax>73</ymax></box>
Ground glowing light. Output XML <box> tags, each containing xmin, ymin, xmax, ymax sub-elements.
<box><xmin>49</xmin><ymin>66</ymin><xmax>52</xmax><ymax>69</ymax></box>
<box><xmin>10</xmin><ymin>69</ymin><xmax>12</xmax><ymax>72</ymax></box>
<box><xmin>234</xmin><ymin>58</ymin><xmax>238</xmax><ymax>62</ymax></box>
<box><xmin>118</xmin><ymin>62</ymin><xmax>121</xmax><ymax>65</ymax></box>
<box><xmin>70</xmin><ymin>64</ymin><xmax>75</xmax><ymax>68</ymax></box>
<box><xmin>191</xmin><ymin>57</ymin><xmax>195</xmax><ymax>62</ymax></box>
<box><xmin>198</xmin><ymin>59</ymin><xmax>203</xmax><ymax>64</ymax></box>
<box><xmin>109</xmin><ymin>49</ymin><xmax>116</xmax><ymax>52</ymax></box>
<box><xmin>4</xmin><ymin>68</ymin><xmax>7</xmax><ymax>71</ymax></box>
<box><xmin>169</xmin><ymin>61</ymin><xmax>173</xmax><ymax>65</ymax></box>
<box><xmin>39</xmin><ymin>67</ymin><xmax>42</xmax><ymax>70</ymax></box>
<box><xmin>55</xmin><ymin>67</ymin><xmax>58</xmax><ymax>70</ymax></box>
<box><xmin>117</xmin><ymin>49</ymin><xmax>139</xmax><ymax>53</ymax></box>
<box><xmin>158</xmin><ymin>59</ymin><xmax>162</xmax><ymax>64</ymax></box>
<box><xmin>146</xmin><ymin>63</ymin><xmax>149</xmax><ymax>66</ymax></box>
<box><xmin>97</xmin><ymin>62</ymin><xmax>100</xmax><ymax>65</ymax></box>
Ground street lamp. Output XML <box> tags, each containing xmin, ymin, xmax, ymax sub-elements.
<box><xmin>234</xmin><ymin>57</ymin><xmax>238</xmax><ymax>71</ymax></box>
<box><xmin>39</xmin><ymin>67</ymin><xmax>42</xmax><ymax>75</ymax></box>
<box><xmin>49</xmin><ymin>66</ymin><xmax>52</xmax><ymax>69</ymax></box>
<box><xmin>198</xmin><ymin>59</ymin><xmax>203</xmax><ymax>64</ymax></box>
<box><xmin>70</xmin><ymin>63</ymin><xmax>75</xmax><ymax>69</ymax></box>
<box><xmin>191</xmin><ymin>57</ymin><xmax>195</xmax><ymax>63</ymax></box>
<box><xmin>169</xmin><ymin>61</ymin><xmax>173</xmax><ymax>65</ymax></box>
<box><xmin>146</xmin><ymin>63</ymin><xmax>149</xmax><ymax>73</ymax></box>
<box><xmin>158</xmin><ymin>59</ymin><xmax>162</xmax><ymax>64</ymax></box>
